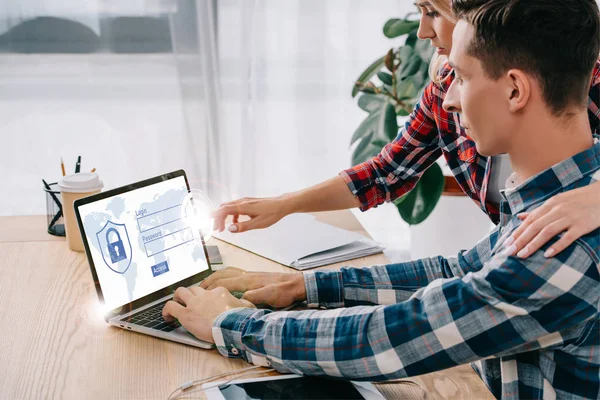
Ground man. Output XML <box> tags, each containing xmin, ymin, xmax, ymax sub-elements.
<box><xmin>163</xmin><ymin>0</ymin><xmax>600</xmax><ymax>398</ymax></box>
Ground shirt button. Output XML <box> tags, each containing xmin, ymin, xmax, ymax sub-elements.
<box><xmin>231</xmin><ymin>347</ymin><xmax>239</xmax><ymax>355</ymax></box>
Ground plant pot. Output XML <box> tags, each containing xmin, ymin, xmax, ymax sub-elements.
<box><xmin>409</xmin><ymin>176</ymin><xmax>494</xmax><ymax>259</ymax></box>
<box><xmin>441</xmin><ymin>175</ymin><xmax>465</xmax><ymax>196</ymax></box>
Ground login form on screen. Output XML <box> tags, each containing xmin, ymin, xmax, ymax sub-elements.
<box><xmin>78</xmin><ymin>176</ymin><xmax>209</xmax><ymax>311</ymax></box>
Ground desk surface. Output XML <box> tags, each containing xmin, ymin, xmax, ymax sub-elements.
<box><xmin>0</xmin><ymin>212</ymin><xmax>493</xmax><ymax>399</ymax></box>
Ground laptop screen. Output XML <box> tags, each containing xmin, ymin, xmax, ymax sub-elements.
<box><xmin>77</xmin><ymin>174</ymin><xmax>210</xmax><ymax>312</ymax></box>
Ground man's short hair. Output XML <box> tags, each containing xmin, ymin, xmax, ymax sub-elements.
<box><xmin>452</xmin><ymin>0</ymin><xmax>600</xmax><ymax>116</ymax></box>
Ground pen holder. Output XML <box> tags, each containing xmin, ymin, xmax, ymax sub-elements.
<box><xmin>44</xmin><ymin>182</ymin><xmax>65</xmax><ymax>236</ymax></box>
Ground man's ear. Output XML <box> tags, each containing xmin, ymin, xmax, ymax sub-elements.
<box><xmin>506</xmin><ymin>69</ymin><xmax>530</xmax><ymax>113</ymax></box>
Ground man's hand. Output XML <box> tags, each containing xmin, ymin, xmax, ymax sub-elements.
<box><xmin>162</xmin><ymin>286</ymin><xmax>255</xmax><ymax>343</ymax></box>
<box><xmin>200</xmin><ymin>267</ymin><xmax>307</xmax><ymax>309</ymax></box>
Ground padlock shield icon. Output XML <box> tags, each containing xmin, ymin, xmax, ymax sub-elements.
<box><xmin>96</xmin><ymin>221</ymin><xmax>133</xmax><ymax>274</ymax></box>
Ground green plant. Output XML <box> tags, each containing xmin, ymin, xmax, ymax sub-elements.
<box><xmin>350</xmin><ymin>16</ymin><xmax>445</xmax><ymax>225</ymax></box>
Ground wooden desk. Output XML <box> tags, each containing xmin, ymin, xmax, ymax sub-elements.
<box><xmin>0</xmin><ymin>213</ymin><xmax>493</xmax><ymax>399</ymax></box>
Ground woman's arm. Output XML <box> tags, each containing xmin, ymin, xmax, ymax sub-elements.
<box><xmin>212</xmin><ymin>176</ymin><xmax>360</xmax><ymax>233</ymax></box>
<box><xmin>340</xmin><ymin>81</ymin><xmax>443</xmax><ymax>212</ymax></box>
<box><xmin>213</xmin><ymin>79</ymin><xmax>444</xmax><ymax>233</ymax></box>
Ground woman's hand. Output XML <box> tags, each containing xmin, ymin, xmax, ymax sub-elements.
<box><xmin>211</xmin><ymin>176</ymin><xmax>361</xmax><ymax>234</ymax></box>
<box><xmin>509</xmin><ymin>183</ymin><xmax>600</xmax><ymax>258</ymax></box>
<box><xmin>212</xmin><ymin>196</ymin><xmax>290</xmax><ymax>233</ymax></box>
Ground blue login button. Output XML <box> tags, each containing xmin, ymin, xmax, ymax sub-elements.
<box><xmin>151</xmin><ymin>261</ymin><xmax>169</xmax><ymax>277</ymax></box>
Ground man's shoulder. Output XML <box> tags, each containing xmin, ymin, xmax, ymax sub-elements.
<box><xmin>569</xmin><ymin>228</ymin><xmax>600</xmax><ymax>265</ymax></box>
<box><xmin>509</xmin><ymin>204</ymin><xmax>600</xmax><ymax>266</ymax></box>
<box><xmin>490</xmin><ymin>219</ymin><xmax>600</xmax><ymax>283</ymax></box>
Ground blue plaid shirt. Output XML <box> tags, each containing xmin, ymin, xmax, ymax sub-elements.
<box><xmin>213</xmin><ymin>139</ymin><xmax>600</xmax><ymax>399</ymax></box>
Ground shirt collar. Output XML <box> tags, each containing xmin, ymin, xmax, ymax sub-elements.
<box><xmin>500</xmin><ymin>135</ymin><xmax>600</xmax><ymax>215</ymax></box>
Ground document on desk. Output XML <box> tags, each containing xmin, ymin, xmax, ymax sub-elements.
<box><xmin>214</xmin><ymin>214</ymin><xmax>383</xmax><ymax>270</ymax></box>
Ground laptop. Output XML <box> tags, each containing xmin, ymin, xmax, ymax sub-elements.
<box><xmin>74</xmin><ymin>170</ymin><xmax>215</xmax><ymax>349</ymax></box>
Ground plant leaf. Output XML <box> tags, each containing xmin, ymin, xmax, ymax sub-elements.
<box><xmin>379</xmin><ymin>102</ymin><xmax>398</xmax><ymax>142</ymax></box>
<box><xmin>405</xmin><ymin>31</ymin><xmax>418</xmax><ymax>48</ymax></box>
<box><xmin>395</xmin><ymin>162</ymin><xmax>445</xmax><ymax>225</ymax></box>
<box><xmin>352</xmin><ymin>132</ymin><xmax>374</xmax><ymax>165</ymax></box>
<box><xmin>399</xmin><ymin>54</ymin><xmax>422</xmax><ymax>81</ymax></box>
<box><xmin>377</xmin><ymin>71</ymin><xmax>394</xmax><ymax>86</ymax></box>
<box><xmin>352</xmin><ymin>55</ymin><xmax>386</xmax><ymax>97</ymax></box>
<box><xmin>384</xmin><ymin>48</ymin><xmax>395</xmax><ymax>72</ymax></box>
<box><xmin>381</xmin><ymin>84</ymin><xmax>394</xmax><ymax>94</ymax></box>
<box><xmin>350</xmin><ymin>99</ymin><xmax>396</xmax><ymax>145</ymax></box>
<box><xmin>351</xmin><ymin>132</ymin><xmax>385</xmax><ymax>166</ymax></box>
<box><xmin>393</xmin><ymin>194</ymin><xmax>409</xmax><ymax>205</ymax></box>
<box><xmin>357</xmin><ymin>94</ymin><xmax>386</xmax><ymax>113</ymax></box>
<box><xmin>398</xmin><ymin>45</ymin><xmax>414</xmax><ymax>66</ymax></box>
<box><xmin>383</xmin><ymin>19</ymin><xmax>420</xmax><ymax>39</ymax></box>
<box><xmin>414</xmin><ymin>38</ymin><xmax>434</xmax><ymax>62</ymax></box>
<box><xmin>397</xmin><ymin>77</ymin><xmax>418</xmax><ymax>101</ymax></box>
<box><xmin>350</xmin><ymin>111</ymin><xmax>379</xmax><ymax>145</ymax></box>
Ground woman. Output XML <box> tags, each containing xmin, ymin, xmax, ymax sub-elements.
<box><xmin>213</xmin><ymin>0</ymin><xmax>600</xmax><ymax>259</ymax></box>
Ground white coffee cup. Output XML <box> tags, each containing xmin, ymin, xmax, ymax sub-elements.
<box><xmin>59</xmin><ymin>172</ymin><xmax>104</xmax><ymax>252</ymax></box>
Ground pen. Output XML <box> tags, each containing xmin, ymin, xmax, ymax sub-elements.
<box><xmin>42</xmin><ymin>178</ymin><xmax>52</xmax><ymax>191</ymax></box>
<box><xmin>42</xmin><ymin>179</ymin><xmax>63</xmax><ymax>227</ymax></box>
<box><xmin>42</xmin><ymin>179</ymin><xmax>62</xmax><ymax>212</ymax></box>
<box><xmin>60</xmin><ymin>157</ymin><xmax>66</xmax><ymax>176</ymax></box>
<box><xmin>75</xmin><ymin>156</ymin><xmax>81</xmax><ymax>173</ymax></box>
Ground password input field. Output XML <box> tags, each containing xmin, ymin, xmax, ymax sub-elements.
<box><xmin>144</xmin><ymin>227</ymin><xmax>195</xmax><ymax>257</ymax></box>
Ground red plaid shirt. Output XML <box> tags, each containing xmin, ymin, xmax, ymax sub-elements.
<box><xmin>341</xmin><ymin>60</ymin><xmax>600</xmax><ymax>224</ymax></box>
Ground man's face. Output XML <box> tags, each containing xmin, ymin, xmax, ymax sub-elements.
<box><xmin>442</xmin><ymin>20</ymin><xmax>514</xmax><ymax>156</ymax></box>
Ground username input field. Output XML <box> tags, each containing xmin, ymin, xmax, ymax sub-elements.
<box><xmin>137</xmin><ymin>204</ymin><xmax>182</xmax><ymax>233</ymax></box>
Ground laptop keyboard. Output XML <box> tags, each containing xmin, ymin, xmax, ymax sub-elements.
<box><xmin>121</xmin><ymin>300</ymin><xmax>181</xmax><ymax>332</ymax></box>
<box><xmin>120</xmin><ymin>291</ymin><xmax>246</xmax><ymax>332</ymax></box>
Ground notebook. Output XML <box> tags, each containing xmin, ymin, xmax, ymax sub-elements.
<box><xmin>214</xmin><ymin>214</ymin><xmax>383</xmax><ymax>270</ymax></box>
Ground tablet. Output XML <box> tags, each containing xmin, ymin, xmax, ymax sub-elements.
<box><xmin>203</xmin><ymin>374</ymin><xmax>385</xmax><ymax>400</ymax></box>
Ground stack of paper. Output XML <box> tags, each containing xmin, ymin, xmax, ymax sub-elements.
<box><xmin>214</xmin><ymin>214</ymin><xmax>383</xmax><ymax>270</ymax></box>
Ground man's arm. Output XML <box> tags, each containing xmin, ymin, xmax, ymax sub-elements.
<box><xmin>212</xmin><ymin>242</ymin><xmax>599</xmax><ymax>381</ymax></box>
<box><xmin>303</xmin><ymin>224</ymin><xmax>502</xmax><ymax>308</ymax></box>
<box><xmin>200</xmin><ymin>224</ymin><xmax>501</xmax><ymax>309</ymax></box>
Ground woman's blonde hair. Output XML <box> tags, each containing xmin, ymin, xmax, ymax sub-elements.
<box><xmin>426</xmin><ymin>0</ymin><xmax>457</xmax><ymax>85</ymax></box>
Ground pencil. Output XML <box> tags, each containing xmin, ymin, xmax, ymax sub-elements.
<box><xmin>60</xmin><ymin>157</ymin><xmax>66</xmax><ymax>176</ymax></box>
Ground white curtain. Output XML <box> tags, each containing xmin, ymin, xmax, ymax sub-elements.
<box><xmin>0</xmin><ymin>0</ymin><xmax>216</xmax><ymax>215</ymax></box>
<box><xmin>218</xmin><ymin>0</ymin><xmax>417</xmax><ymax>202</ymax></box>
<box><xmin>0</xmin><ymin>0</ymin><xmax>416</xmax><ymax>225</ymax></box>
<box><xmin>212</xmin><ymin>0</ymin><xmax>418</xmax><ymax>262</ymax></box>
<box><xmin>169</xmin><ymin>0</ymin><xmax>226</xmax><ymax>204</ymax></box>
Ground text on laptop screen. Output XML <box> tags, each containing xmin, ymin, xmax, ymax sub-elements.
<box><xmin>78</xmin><ymin>176</ymin><xmax>209</xmax><ymax>311</ymax></box>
